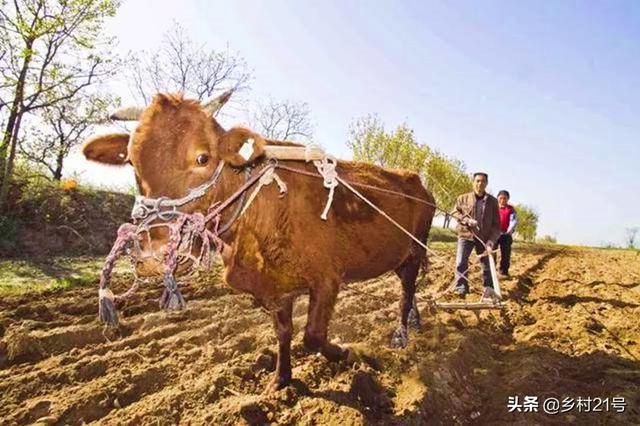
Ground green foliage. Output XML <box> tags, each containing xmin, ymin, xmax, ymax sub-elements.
<box><xmin>14</xmin><ymin>175</ymin><xmax>129</xmax><ymax>227</ymax></box>
<box><xmin>429</xmin><ymin>226</ymin><xmax>458</xmax><ymax>243</ymax></box>
<box><xmin>348</xmin><ymin>115</ymin><xmax>430</xmax><ymax>170</ymax></box>
<box><xmin>423</xmin><ymin>152</ymin><xmax>473</xmax><ymax>214</ymax></box>
<box><xmin>347</xmin><ymin>115</ymin><xmax>472</xmax><ymax>212</ymax></box>
<box><xmin>599</xmin><ymin>242</ymin><xmax>621</xmax><ymax>250</ymax></box>
<box><xmin>1</xmin><ymin>0</ymin><xmax>121</xmax><ymax>112</ymax></box>
<box><xmin>514</xmin><ymin>204</ymin><xmax>539</xmax><ymax>242</ymax></box>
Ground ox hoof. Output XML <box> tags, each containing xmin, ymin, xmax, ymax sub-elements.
<box><xmin>265</xmin><ymin>374</ymin><xmax>291</xmax><ymax>394</ymax></box>
<box><xmin>407</xmin><ymin>305</ymin><xmax>421</xmax><ymax>330</ymax></box>
<box><xmin>390</xmin><ymin>325</ymin><xmax>408</xmax><ymax>349</ymax></box>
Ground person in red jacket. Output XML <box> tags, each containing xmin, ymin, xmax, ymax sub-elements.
<box><xmin>496</xmin><ymin>190</ymin><xmax>518</xmax><ymax>277</ymax></box>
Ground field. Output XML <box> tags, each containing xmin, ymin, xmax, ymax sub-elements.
<box><xmin>0</xmin><ymin>243</ymin><xmax>638</xmax><ymax>425</ymax></box>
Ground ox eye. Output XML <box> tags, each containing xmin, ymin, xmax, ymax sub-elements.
<box><xmin>196</xmin><ymin>154</ymin><xmax>209</xmax><ymax>166</ymax></box>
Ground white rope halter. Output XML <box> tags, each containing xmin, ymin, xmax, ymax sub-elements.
<box><xmin>131</xmin><ymin>160</ymin><xmax>225</xmax><ymax>222</ymax></box>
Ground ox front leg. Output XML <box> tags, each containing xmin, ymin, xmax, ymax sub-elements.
<box><xmin>304</xmin><ymin>285</ymin><xmax>348</xmax><ymax>362</ymax></box>
<box><xmin>267</xmin><ymin>297</ymin><xmax>294</xmax><ymax>392</ymax></box>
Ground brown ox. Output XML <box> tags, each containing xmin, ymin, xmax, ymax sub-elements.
<box><xmin>84</xmin><ymin>92</ymin><xmax>435</xmax><ymax>391</ymax></box>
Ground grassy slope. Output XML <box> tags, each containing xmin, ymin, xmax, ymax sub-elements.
<box><xmin>0</xmin><ymin>173</ymin><xmax>132</xmax><ymax>258</ymax></box>
<box><xmin>0</xmin><ymin>257</ymin><xmax>103</xmax><ymax>295</ymax></box>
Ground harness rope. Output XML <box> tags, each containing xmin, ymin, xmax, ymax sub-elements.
<box><xmin>274</xmin><ymin>163</ymin><xmax>494</xmax><ymax>297</ymax></box>
<box><xmin>240</xmin><ymin>167</ymin><xmax>288</xmax><ymax>216</ymax></box>
<box><xmin>313</xmin><ymin>156</ymin><xmax>339</xmax><ymax>220</ymax></box>
<box><xmin>272</xmin><ymin>161</ymin><xmax>493</xmax><ymax>297</ymax></box>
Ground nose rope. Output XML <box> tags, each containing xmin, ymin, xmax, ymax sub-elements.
<box><xmin>98</xmin><ymin>223</ymin><xmax>138</xmax><ymax>325</ymax></box>
<box><xmin>131</xmin><ymin>160</ymin><xmax>226</xmax><ymax>221</ymax></box>
<box><xmin>98</xmin><ymin>210</ymin><xmax>225</xmax><ymax>326</ymax></box>
<box><xmin>97</xmin><ymin>162</ymin><xmax>277</xmax><ymax>326</ymax></box>
<box><xmin>98</xmin><ymin>160</ymin><xmax>225</xmax><ymax>326</ymax></box>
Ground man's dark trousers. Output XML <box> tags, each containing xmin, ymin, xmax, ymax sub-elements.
<box><xmin>454</xmin><ymin>238</ymin><xmax>493</xmax><ymax>294</ymax></box>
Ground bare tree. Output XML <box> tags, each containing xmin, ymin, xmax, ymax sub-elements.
<box><xmin>252</xmin><ymin>97</ymin><xmax>313</xmax><ymax>142</ymax></box>
<box><xmin>19</xmin><ymin>93</ymin><xmax>116</xmax><ymax>180</ymax></box>
<box><xmin>625</xmin><ymin>227</ymin><xmax>639</xmax><ymax>249</ymax></box>
<box><xmin>0</xmin><ymin>0</ymin><xmax>120</xmax><ymax>207</ymax></box>
<box><xmin>127</xmin><ymin>22</ymin><xmax>252</xmax><ymax>104</ymax></box>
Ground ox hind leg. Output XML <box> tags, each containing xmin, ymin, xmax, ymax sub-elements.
<box><xmin>303</xmin><ymin>283</ymin><xmax>349</xmax><ymax>362</ymax></box>
<box><xmin>267</xmin><ymin>296</ymin><xmax>295</xmax><ymax>392</ymax></box>
<box><xmin>390</xmin><ymin>248</ymin><xmax>424</xmax><ymax>348</ymax></box>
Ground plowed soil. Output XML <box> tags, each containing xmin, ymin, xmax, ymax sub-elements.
<box><xmin>1</xmin><ymin>244</ymin><xmax>639</xmax><ymax>425</ymax></box>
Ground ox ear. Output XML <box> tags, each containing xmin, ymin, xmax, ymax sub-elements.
<box><xmin>218</xmin><ymin>127</ymin><xmax>266</xmax><ymax>167</ymax></box>
<box><xmin>83</xmin><ymin>133</ymin><xmax>130</xmax><ymax>165</ymax></box>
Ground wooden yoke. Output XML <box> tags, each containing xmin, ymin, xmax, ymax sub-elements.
<box><xmin>263</xmin><ymin>145</ymin><xmax>326</xmax><ymax>162</ymax></box>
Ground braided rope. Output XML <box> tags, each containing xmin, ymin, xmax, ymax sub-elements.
<box><xmin>97</xmin><ymin>164</ymin><xmax>277</xmax><ymax>325</ymax></box>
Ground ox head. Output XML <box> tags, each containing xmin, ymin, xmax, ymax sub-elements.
<box><xmin>83</xmin><ymin>91</ymin><xmax>266</xmax><ymax>275</ymax></box>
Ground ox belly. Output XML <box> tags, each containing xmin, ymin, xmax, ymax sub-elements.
<box><xmin>221</xmin><ymin>229</ymin><xmax>309</xmax><ymax>310</ymax></box>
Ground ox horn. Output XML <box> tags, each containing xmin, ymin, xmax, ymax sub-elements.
<box><xmin>110</xmin><ymin>106</ymin><xmax>145</xmax><ymax>121</ymax></box>
<box><xmin>202</xmin><ymin>89</ymin><xmax>234</xmax><ymax>116</ymax></box>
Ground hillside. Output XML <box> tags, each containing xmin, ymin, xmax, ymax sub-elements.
<box><xmin>0</xmin><ymin>175</ymin><xmax>132</xmax><ymax>258</ymax></box>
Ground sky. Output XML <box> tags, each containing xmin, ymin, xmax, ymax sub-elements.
<box><xmin>68</xmin><ymin>0</ymin><xmax>640</xmax><ymax>247</ymax></box>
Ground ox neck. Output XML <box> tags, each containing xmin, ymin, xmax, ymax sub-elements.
<box><xmin>206</xmin><ymin>162</ymin><xmax>257</xmax><ymax>241</ymax></box>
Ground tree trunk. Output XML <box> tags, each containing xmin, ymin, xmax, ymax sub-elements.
<box><xmin>0</xmin><ymin>39</ymin><xmax>33</xmax><ymax>206</ymax></box>
<box><xmin>0</xmin><ymin>113</ymin><xmax>24</xmax><ymax>209</ymax></box>
<box><xmin>0</xmin><ymin>102</ymin><xmax>21</xmax><ymax>182</ymax></box>
<box><xmin>0</xmin><ymin>39</ymin><xmax>32</xmax><ymax>158</ymax></box>
<box><xmin>1</xmin><ymin>109</ymin><xmax>18</xmax><ymax>160</ymax></box>
<box><xmin>53</xmin><ymin>151</ymin><xmax>64</xmax><ymax>181</ymax></box>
